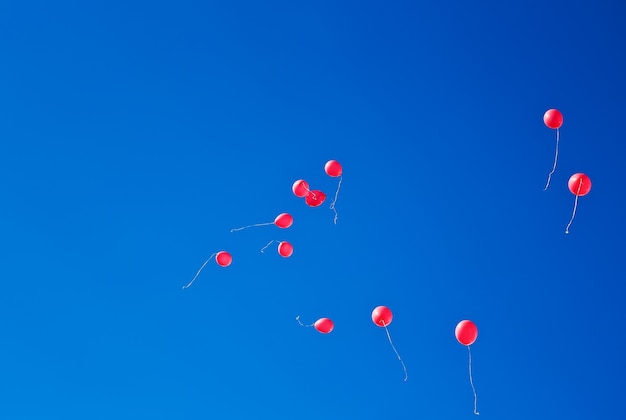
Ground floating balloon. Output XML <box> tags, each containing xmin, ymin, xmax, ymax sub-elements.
<box><xmin>543</xmin><ymin>109</ymin><xmax>563</xmax><ymax>190</ymax></box>
<box><xmin>324</xmin><ymin>160</ymin><xmax>343</xmax><ymax>224</ymax></box>
<box><xmin>274</xmin><ymin>213</ymin><xmax>294</xmax><ymax>228</ymax></box>
<box><xmin>543</xmin><ymin>109</ymin><xmax>563</xmax><ymax>129</ymax></box>
<box><xmin>455</xmin><ymin>320</ymin><xmax>479</xmax><ymax>415</ymax></box>
<box><xmin>230</xmin><ymin>212</ymin><xmax>293</xmax><ymax>232</ymax></box>
<box><xmin>260</xmin><ymin>240</ymin><xmax>293</xmax><ymax>257</ymax></box>
<box><xmin>314</xmin><ymin>318</ymin><xmax>334</xmax><ymax>333</ymax></box>
<box><xmin>215</xmin><ymin>251</ymin><xmax>233</xmax><ymax>267</ymax></box>
<box><xmin>372</xmin><ymin>305</ymin><xmax>393</xmax><ymax>326</ymax></box>
<box><xmin>296</xmin><ymin>316</ymin><xmax>334</xmax><ymax>334</ymax></box>
<box><xmin>278</xmin><ymin>241</ymin><xmax>293</xmax><ymax>257</ymax></box>
<box><xmin>455</xmin><ymin>320</ymin><xmax>478</xmax><ymax>346</ymax></box>
<box><xmin>565</xmin><ymin>173</ymin><xmax>592</xmax><ymax>234</ymax></box>
<box><xmin>568</xmin><ymin>172</ymin><xmax>592</xmax><ymax>196</ymax></box>
<box><xmin>371</xmin><ymin>306</ymin><xmax>407</xmax><ymax>381</ymax></box>
<box><xmin>305</xmin><ymin>190</ymin><xmax>326</xmax><ymax>207</ymax></box>
<box><xmin>324</xmin><ymin>160</ymin><xmax>342</xmax><ymax>177</ymax></box>
<box><xmin>292</xmin><ymin>179</ymin><xmax>310</xmax><ymax>198</ymax></box>
<box><xmin>183</xmin><ymin>250</ymin><xmax>232</xmax><ymax>289</ymax></box>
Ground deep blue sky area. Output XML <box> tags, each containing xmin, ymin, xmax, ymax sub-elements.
<box><xmin>1</xmin><ymin>1</ymin><xmax>625</xmax><ymax>418</ymax></box>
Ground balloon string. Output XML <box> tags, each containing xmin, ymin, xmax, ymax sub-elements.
<box><xmin>468</xmin><ymin>346</ymin><xmax>479</xmax><ymax>415</ymax></box>
<box><xmin>565</xmin><ymin>179</ymin><xmax>582</xmax><ymax>234</ymax></box>
<box><xmin>330</xmin><ymin>176</ymin><xmax>342</xmax><ymax>224</ymax></box>
<box><xmin>543</xmin><ymin>128</ymin><xmax>560</xmax><ymax>191</ymax></box>
<box><xmin>230</xmin><ymin>222</ymin><xmax>273</xmax><ymax>232</ymax></box>
<box><xmin>304</xmin><ymin>186</ymin><xmax>317</xmax><ymax>199</ymax></box>
<box><xmin>295</xmin><ymin>315</ymin><xmax>313</xmax><ymax>327</ymax></box>
<box><xmin>382</xmin><ymin>322</ymin><xmax>408</xmax><ymax>382</ymax></box>
<box><xmin>182</xmin><ymin>252</ymin><xmax>217</xmax><ymax>289</ymax></box>
<box><xmin>260</xmin><ymin>240</ymin><xmax>276</xmax><ymax>253</ymax></box>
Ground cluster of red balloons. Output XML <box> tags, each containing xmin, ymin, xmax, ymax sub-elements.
<box><xmin>184</xmin><ymin>160</ymin><xmax>345</xmax><ymax>288</ymax></box>
<box><xmin>543</xmin><ymin>109</ymin><xmax>592</xmax><ymax>233</ymax></box>
<box><xmin>300</xmin><ymin>307</ymin><xmax>479</xmax><ymax>393</ymax></box>
<box><xmin>188</xmin><ymin>211</ymin><xmax>296</xmax><ymax>286</ymax></box>
<box><xmin>185</xmin><ymin>157</ymin><xmax>487</xmax><ymax>413</ymax></box>
<box><xmin>292</xmin><ymin>179</ymin><xmax>326</xmax><ymax>207</ymax></box>
<box><xmin>292</xmin><ymin>160</ymin><xmax>343</xmax><ymax>223</ymax></box>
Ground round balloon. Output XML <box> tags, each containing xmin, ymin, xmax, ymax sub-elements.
<box><xmin>304</xmin><ymin>190</ymin><xmax>326</xmax><ymax>207</ymax></box>
<box><xmin>278</xmin><ymin>241</ymin><xmax>293</xmax><ymax>257</ymax></box>
<box><xmin>314</xmin><ymin>318</ymin><xmax>334</xmax><ymax>334</ymax></box>
<box><xmin>568</xmin><ymin>173</ymin><xmax>592</xmax><ymax>196</ymax></box>
<box><xmin>292</xmin><ymin>180</ymin><xmax>310</xmax><ymax>198</ymax></box>
<box><xmin>455</xmin><ymin>320</ymin><xmax>478</xmax><ymax>346</ymax></box>
<box><xmin>215</xmin><ymin>251</ymin><xmax>232</xmax><ymax>267</ymax></box>
<box><xmin>372</xmin><ymin>306</ymin><xmax>393</xmax><ymax>327</ymax></box>
<box><xmin>543</xmin><ymin>109</ymin><xmax>563</xmax><ymax>129</ymax></box>
<box><xmin>324</xmin><ymin>160</ymin><xmax>342</xmax><ymax>177</ymax></box>
<box><xmin>274</xmin><ymin>213</ymin><xmax>293</xmax><ymax>229</ymax></box>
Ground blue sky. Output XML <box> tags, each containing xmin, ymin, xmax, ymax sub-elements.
<box><xmin>1</xmin><ymin>0</ymin><xmax>625</xmax><ymax>418</ymax></box>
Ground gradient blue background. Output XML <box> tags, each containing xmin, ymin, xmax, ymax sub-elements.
<box><xmin>1</xmin><ymin>1</ymin><xmax>625</xmax><ymax>418</ymax></box>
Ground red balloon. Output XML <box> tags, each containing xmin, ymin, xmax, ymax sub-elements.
<box><xmin>292</xmin><ymin>179</ymin><xmax>310</xmax><ymax>198</ymax></box>
<box><xmin>274</xmin><ymin>213</ymin><xmax>293</xmax><ymax>229</ymax></box>
<box><xmin>543</xmin><ymin>109</ymin><xmax>563</xmax><ymax>129</ymax></box>
<box><xmin>304</xmin><ymin>190</ymin><xmax>326</xmax><ymax>207</ymax></box>
<box><xmin>372</xmin><ymin>306</ymin><xmax>393</xmax><ymax>327</ymax></box>
<box><xmin>314</xmin><ymin>318</ymin><xmax>334</xmax><ymax>334</ymax></box>
<box><xmin>455</xmin><ymin>320</ymin><xmax>478</xmax><ymax>346</ymax></box>
<box><xmin>324</xmin><ymin>160</ymin><xmax>342</xmax><ymax>177</ymax></box>
<box><xmin>568</xmin><ymin>173</ymin><xmax>592</xmax><ymax>196</ymax></box>
<box><xmin>215</xmin><ymin>251</ymin><xmax>232</xmax><ymax>267</ymax></box>
<box><xmin>278</xmin><ymin>241</ymin><xmax>293</xmax><ymax>257</ymax></box>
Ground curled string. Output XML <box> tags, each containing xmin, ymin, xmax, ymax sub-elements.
<box><xmin>330</xmin><ymin>176</ymin><xmax>342</xmax><ymax>224</ymax></box>
<box><xmin>260</xmin><ymin>240</ymin><xmax>276</xmax><ymax>253</ymax></box>
<box><xmin>295</xmin><ymin>315</ymin><xmax>313</xmax><ymax>327</ymax></box>
<box><xmin>565</xmin><ymin>178</ymin><xmax>583</xmax><ymax>234</ymax></box>
<box><xmin>382</xmin><ymin>321</ymin><xmax>408</xmax><ymax>382</ymax></box>
<box><xmin>182</xmin><ymin>252</ymin><xmax>216</xmax><ymax>289</ymax></box>
<box><xmin>543</xmin><ymin>128</ymin><xmax>560</xmax><ymax>191</ymax></box>
<box><xmin>468</xmin><ymin>346</ymin><xmax>479</xmax><ymax>415</ymax></box>
<box><xmin>230</xmin><ymin>222</ymin><xmax>273</xmax><ymax>232</ymax></box>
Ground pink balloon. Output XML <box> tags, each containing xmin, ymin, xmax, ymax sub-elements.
<box><xmin>292</xmin><ymin>180</ymin><xmax>310</xmax><ymax>198</ymax></box>
<box><xmin>304</xmin><ymin>190</ymin><xmax>326</xmax><ymax>207</ymax></box>
<box><xmin>372</xmin><ymin>306</ymin><xmax>393</xmax><ymax>327</ymax></box>
<box><xmin>314</xmin><ymin>318</ymin><xmax>334</xmax><ymax>334</ymax></box>
<box><xmin>324</xmin><ymin>160</ymin><xmax>342</xmax><ymax>177</ymax></box>
<box><xmin>274</xmin><ymin>213</ymin><xmax>293</xmax><ymax>229</ymax></box>
<box><xmin>455</xmin><ymin>320</ymin><xmax>478</xmax><ymax>346</ymax></box>
<box><xmin>543</xmin><ymin>109</ymin><xmax>563</xmax><ymax>129</ymax></box>
<box><xmin>278</xmin><ymin>241</ymin><xmax>293</xmax><ymax>257</ymax></box>
<box><xmin>215</xmin><ymin>251</ymin><xmax>232</xmax><ymax>267</ymax></box>
<box><xmin>568</xmin><ymin>173</ymin><xmax>592</xmax><ymax>196</ymax></box>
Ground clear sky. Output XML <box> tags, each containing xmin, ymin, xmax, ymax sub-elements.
<box><xmin>1</xmin><ymin>1</ymin><xmax>625</xmax><ymax>418</ymax></box>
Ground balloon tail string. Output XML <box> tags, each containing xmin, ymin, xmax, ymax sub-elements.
<box><xmin>543</xmin><ymin>128</ymin><xmax>560</xmax><ymax>191</ymax></box>
<box><xmin>565</xmin><ymin>179</ymin><xmax>582</xmax><ymax>234</ymax></box>
<box><xmin>230</xmin><ymin>222</ymin><xmax>273</xmax><ymax>232</ymax></box>
<box><xmin>382</xmin><ymin>322</ymin><xmax>408</xmax><ymax>382</ymax></box>
<box><xmin>329</xmin><ymin>176</ymin><xmax>342</xmax><ymax>224</ymax></box>
<box><xmin>468</xmin><ymin>346</ymin><xmax>479</xmax><ymax>415</ymax></box>
<box><xmin>182</xmin><ymin>252</ymin><xmax>216</xmax><ymax>289</ymax></box>
<box><xmin>295</xmin><ymin>315</ymin><xmax>313</xmax><ymax>327</ymax></box>
<box><xmin>260</xmin><ymin>240</ymin><xmax>276</xmax><ymax>253</ymax></box>
<box><xmin>304</xmin><ymin>186</ymin><xmax>317</xmax><ymax>199</ymax></box>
